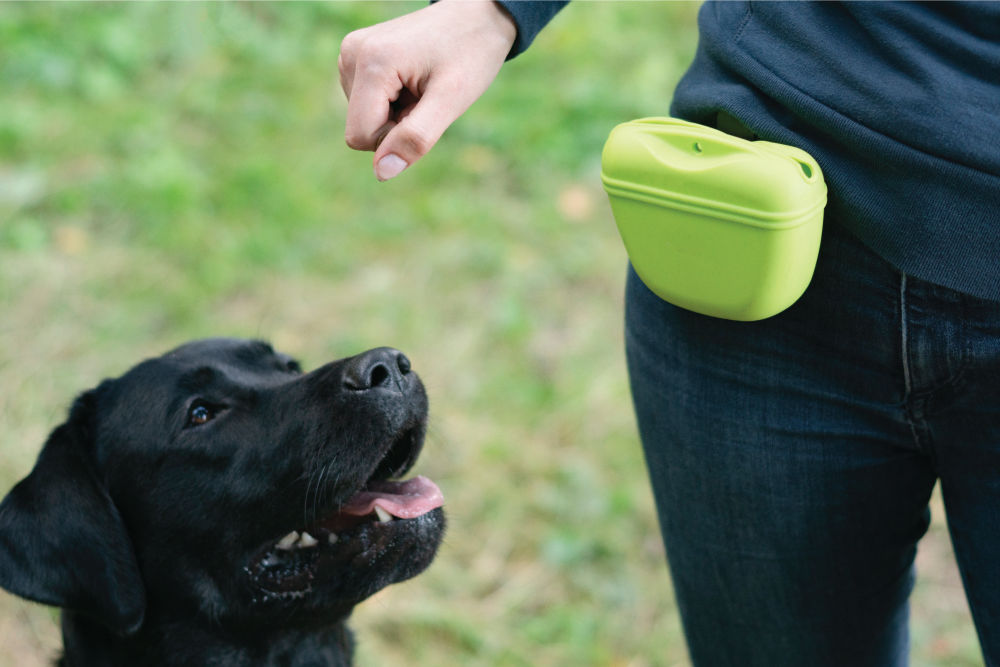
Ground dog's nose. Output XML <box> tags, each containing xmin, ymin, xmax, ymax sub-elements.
<box><xmin>343</xmin><ymin>347</ymin><xmax>412</xmax><ymax>391</ymax></box>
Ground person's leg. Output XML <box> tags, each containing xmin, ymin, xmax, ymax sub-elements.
<box><xmin>910</xmin><ymin>280</ymin><xmax>1000</xmax><ymax>667</ymax></box>
<box><xmin>624</xmin><ymin>222</ymin><xmax>937</xmax><ymax>666</ymax></box>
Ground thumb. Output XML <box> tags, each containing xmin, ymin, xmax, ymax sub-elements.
<box><xmin>372</xmin><ymin>83</ymin><xmax>468</xmax><ymax>181</ymax></box>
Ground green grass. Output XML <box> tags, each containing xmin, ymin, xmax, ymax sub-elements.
<box><xmin>0</xmin><ymin>2</ymin><xmax>980</xmax><ymax>665</ymax></box>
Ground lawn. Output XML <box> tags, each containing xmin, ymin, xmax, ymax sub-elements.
<box><xmin>0</xmin><ymin>2</ymin><xmax>981</xmax><ymax>665</ymax></box>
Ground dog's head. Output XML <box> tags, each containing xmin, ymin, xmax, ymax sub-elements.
<box><xmin>0</xmin><ymin>338</ymin><xmax>445</xmax><ymax>637</ymax></box>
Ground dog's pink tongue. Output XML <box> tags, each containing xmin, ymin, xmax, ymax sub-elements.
<box><xmin>340</xmin><ymin>475</ymin><xmax>443</xmax><ymax>519</ymax></box>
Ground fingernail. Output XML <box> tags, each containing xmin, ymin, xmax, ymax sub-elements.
<box><xmin>375</xmin><ymin>154</ymin><xmax>408</xmax><ymax>181</ymax></box>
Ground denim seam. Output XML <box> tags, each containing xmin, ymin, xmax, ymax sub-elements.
<box><xmin>900</xmin><ymin>274</ymin><xmax>913</xmax><ymax>398</ymax></box>
<box><xmin>959</xmin><ymin>292</ymin><xmax>972</xmax><ymax>394</ymax></box>
<box><xmin>900</xmin><ymin>273</ymin><xmax>931</xmax><ymax>453</ymax></box>
<box><xmin>901</xmin><ymin>278</ymin><xmax>972</xmax><ymax>451</ymax></box>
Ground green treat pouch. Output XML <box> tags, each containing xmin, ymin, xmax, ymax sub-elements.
<box><xmin>601</xmin><ymin>117</ymin><xmax>827</xmax><ymax>321</ymax></box>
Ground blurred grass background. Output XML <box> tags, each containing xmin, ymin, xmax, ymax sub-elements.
<box><xmin>0</xmin><ymin>2</ymin><xmax>981</xmax><ymax>665</ymax></box>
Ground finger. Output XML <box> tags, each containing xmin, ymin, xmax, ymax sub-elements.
<box><xmin>343</xmin><ymin>69</ymin><xmax>400</xmax><ymax>152</ymax></box>
<box><xmin>340</xmin><ymin>31</ymin><xmax>410</xmax><ymax>152</ymax></box>
<box><xmin>337</xmin><ymin>52</ymin><xmax>352</xmax><ymax>99</ymax></box>
<box><xmin>372</xmin><ymin>120</ymin><xmax>395</xmax><ymax>152</ymax></box>
<box><xmin>337</xmin><ymin>29</ymin><xmax>367</xmax><ymax>101</ymax></box>
<box><xmin>371</xmin><ymin>90</ymin><xmax>418</xmax><ymax>152</ymax></box>
<box><xmin>372</xmin><ymin>81</ymin><xmax>469</xmax><ymax>180</ymax></box>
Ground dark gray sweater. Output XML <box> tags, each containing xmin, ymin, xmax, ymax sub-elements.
<box><xmin>499</xmin><ymin>1</ymin><xmax>1000</xmax><ymax>300</ymax></box>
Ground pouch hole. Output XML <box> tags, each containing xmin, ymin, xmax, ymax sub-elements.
<box><xmin>693</xmin><ymin>142</ymin><xmax>703</xmax><ymax>153</ymax></box>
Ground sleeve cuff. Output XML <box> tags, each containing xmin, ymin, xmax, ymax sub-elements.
<box><xmin>495</xmin><ymin>1</ymin><xmax>569</xmax><ymax>59</ymax></box>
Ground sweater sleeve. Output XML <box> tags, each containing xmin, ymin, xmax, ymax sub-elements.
<box><xmin>495</xmin><ymin>1</ymin><xmax>568</xmax><ymax>59</ymax></box>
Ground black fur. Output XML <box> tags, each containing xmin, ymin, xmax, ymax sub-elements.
<box><xmin>0</xmin><ymin>338</ymin><xmax>445</xmax><ymax>666</ymax></box>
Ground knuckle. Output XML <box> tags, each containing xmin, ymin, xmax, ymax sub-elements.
<box><xmin>345</xmin><ymin>31</ymin><xmax>387</xmax><ymax>63</ymax></box>
<box><xmin>344</xmin><ymin>130</ymin><xmax>370</xmax><ymax>151</ymax></box>
<box><xmin>340</xmin><ymin>31</ymin><xmax>390</xmax><ymax>74</ymax></box>
<box><xmin>339</xmin><ymin>29</ymin><xmax>364</xmax><ymax>57</ymax></box>
<box><xmin>399</xmin><ymin>126</ymin><xmax>434</xmax><ymax>157</ymax></box>
<box><xmin>357</xmin><ymin>56</ymin><xmax>392</xmax><ymax>83</ymax></box>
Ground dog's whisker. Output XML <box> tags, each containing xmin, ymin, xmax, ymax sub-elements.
<box><xmin>311</xmin><ymin>463</ymin><xmax>326</xmax><ymax>525</ymax></box>
<box><xmin>308</xmin><ymin>463</ymin><xmax>327</xmax><ymax>526</ymax></box>
<box><xmin>302</xmin><ymin>466</ymin><xmax>317</xmax><ymax>529</ymax></box>
<box><xmin>328</xmin><ymin>475</ymin><xmax>341</xmax><ymax>509</ymax></box>
<box><xmin>302</xmin><ymin>456</ymin><xmax>337</xmax><ymax>528</ymax></box>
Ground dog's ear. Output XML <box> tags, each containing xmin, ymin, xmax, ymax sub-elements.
<box><xmin>0</xmin><ymin>389</ymin><xmax>146</xmax><ymax>636</ymax></box>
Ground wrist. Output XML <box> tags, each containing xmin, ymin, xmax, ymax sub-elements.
<box><xmin>487</xmin><ymin>1</ymin><xmax>518</xmax><ymax>47</ymax></box>
<box><xmin>433</xmin><ymin>0</ymin><xmax>517</xmax><ymax>53</ymax></box>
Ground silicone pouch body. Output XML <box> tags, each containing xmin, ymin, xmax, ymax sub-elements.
<box><xmin>601</xmin><ymin>117</ymin><xmax>827</xmax><ymax>321</ymax></box>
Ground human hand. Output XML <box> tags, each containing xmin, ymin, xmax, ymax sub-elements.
<box><xmin>339</xmin><ymin>0</ymin><xmax>517</xmax><ymax>181</ymax></box>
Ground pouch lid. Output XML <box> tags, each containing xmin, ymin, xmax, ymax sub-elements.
<box><xmin>601</xmin><ymin>117</ymin><xmax>826</xmax><ymax>228</ymax></box>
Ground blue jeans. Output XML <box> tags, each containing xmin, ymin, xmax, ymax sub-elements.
<box><xmin>625</xmin><ymin>220</ymin><xmax>1000</xmax><ymax>666</ymax></box>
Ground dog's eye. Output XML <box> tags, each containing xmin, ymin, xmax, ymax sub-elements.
<box><xmin>285</xmin><ymin>359</ymin><xmax>302</xmax><ymax>373</ymax></box>
<box><xmin>186</xmin><ymin>402</ymin><xmax>216</xmax><ymax>427</ymax></box>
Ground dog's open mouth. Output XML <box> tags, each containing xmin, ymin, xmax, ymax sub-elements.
<box><xmin>247</xmin><ymin>425</ymin><xmax>444</xmax><ymax>601</ymax></box>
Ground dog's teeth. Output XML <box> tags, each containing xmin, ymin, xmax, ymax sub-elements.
<box><xmin>297</xmin><ymin>531</ymin><xmax>318</xmax><ymax>548</ymax></box>
<box><xmin>374</xmin><ymin>506</ymin><xmax>393</xmax><ymax>523</ymax></box>
<box><xmin>328</xmin><ymin>533</ymin><xmax>339</xmax><ymax>545</ymax></box>
<box><xmin>276</xmin><ymin>531</ymin><xmax>300</xmax><ymax>550</ymax></box>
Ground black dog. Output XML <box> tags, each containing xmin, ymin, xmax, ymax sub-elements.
<box><xmin>0</xmin><ymin>338</ymin><xmax>445</xmax><ymax>665</ymax></box>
